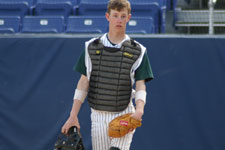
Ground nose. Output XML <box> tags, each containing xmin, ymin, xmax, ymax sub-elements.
<box><xmin>116</xmin><ymin>17</ymin><xmax>122</xmax><ymax>22</ymax></box>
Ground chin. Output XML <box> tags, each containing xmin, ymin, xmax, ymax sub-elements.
<box><xmin>116</xmin><ymin>27</ymin><xmax>124</xmax><ymax>31</ymax></box>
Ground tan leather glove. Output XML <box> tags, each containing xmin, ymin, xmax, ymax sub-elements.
<box><xmin>108</xmin><ymin>113</ymin><xmax>142</xmax><ymax>138</ymax></box>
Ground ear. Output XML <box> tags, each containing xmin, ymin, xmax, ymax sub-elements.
<box><xmin>105</xmin><ymin>12</ymin><xmax>110</xmax><ymax>22</ymax></box>
<box><xmin>127</xmin><ymin>14</ymin><xmax>131</xmax><ymax>22</ymax></box>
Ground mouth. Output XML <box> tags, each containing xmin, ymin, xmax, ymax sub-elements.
<box><xmin>116</xmin><ymin>25</ymin><xmax>122</xmax><ymax>28</ymax></box>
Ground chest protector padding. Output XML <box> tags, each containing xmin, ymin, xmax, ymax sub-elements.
<box><xmin>87</xmin><ymin>39</ymin><xmax>142</xmax><ymax>112</ymax></box>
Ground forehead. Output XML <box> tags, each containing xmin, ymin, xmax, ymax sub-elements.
<box><xmin>110</xmin><ymin>9</ymin><xmax>129</xmax><ymax>15</ymax></box>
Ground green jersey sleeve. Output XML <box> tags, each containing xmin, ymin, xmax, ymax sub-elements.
<box><xmin>73</xmin><ymin>50</ymin><xmax>87</xmax><ymax>76</ymax></box>
<box><xmin>73</xmin><ymin>50</ymin><xmax>154</xmax><ymax>81</ymax></box>
<box><xmin>135</xmin><ymin>52</ymin><xmax>154</xmax><ymax>82</ymax></box>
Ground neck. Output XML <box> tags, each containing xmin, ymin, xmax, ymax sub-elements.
<box><xmin>107</xmin><ymin>31</ymin><xmax>126</xmax><ymax>45</ymax></box>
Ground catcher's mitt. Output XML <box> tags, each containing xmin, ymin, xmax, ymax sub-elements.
<box><xmin>108</xmin><ymin>113</ymin><xmax>142</xmax><ymax>138</ymax></box>
<box><xmin>54</xmin><ymin>126</ymin><xmax>85</xmax><ymax>150</ymax></box>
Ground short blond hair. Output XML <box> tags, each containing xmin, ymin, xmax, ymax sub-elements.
<box><xmin>107</xmin><ymin>0</ymin><xmax>131</xmax><ymax>14</ymax></box>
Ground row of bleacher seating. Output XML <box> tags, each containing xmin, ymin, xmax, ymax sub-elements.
<box><xmin>0</xmin><ymin>16</ymin><xmax>155</xmax><ymax>34</ymax></box>
<box><xmin>0</xmin><ymin>0</ymin><xmax>167</xmax><ymax>33</ymax></box>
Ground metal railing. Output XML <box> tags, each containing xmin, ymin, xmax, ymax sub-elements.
<box><xmin>174</xmin><ymin>0</ymin><xmax>225</xmax><ymax>34</ymax></box>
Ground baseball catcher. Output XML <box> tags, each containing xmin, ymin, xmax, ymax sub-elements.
<box><xmin>60</xmin><ymin>0</ymin><xmax>154</xmax><ymax>149</ymax></box>
<box><xmin>55</xmin><ymin>126</ymin><xmax>85</xmax><ymax>150</ymax></box>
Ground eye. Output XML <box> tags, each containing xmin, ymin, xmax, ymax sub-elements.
<box><xmin>113</xmin><ymin>14</ymin><xmax>118</xmax><ymax>18</ymax></box>
<box><xmin>120</xmin><ymin>15</ymin><xmax>127</xmax><ymax>20</ymax></box>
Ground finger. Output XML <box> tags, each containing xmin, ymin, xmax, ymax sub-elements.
<box><xmin>61</xmin><ymin>126</ymin><xmax>65</xmax><ymax>133</ymax></box>
<box><xmin>61</xmin><ymin>127</ymin><xmax>66</xmax><ymax>134</ymax></box>
<box><xmin>131</xmin><ymin>114</ymin><xmax>142</xmax><ymax>121</ymax></box>
<box><xmin>65</xmin><ymin>129</ymin><xmax>69</xmax><ymax>135</ymax></box>
<box><xmin>77</xmin><ymin>127</ymin><xmax>81</xmax><ymax>132</ymax></box>
<box><xmin>129</xmin><ymin>128</ymin><xmax>134</xmax><ymax>132</ymax></box>
<box><xmin>62</xmin><ymin>125</ymin><xmax>69</xmax><ymax>134</ymax></box>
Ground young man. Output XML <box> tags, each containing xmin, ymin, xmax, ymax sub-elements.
<box><xmin>61</xmin><ymin>0</ymin><xmax>154</xmax><ymax>149</ymax></box>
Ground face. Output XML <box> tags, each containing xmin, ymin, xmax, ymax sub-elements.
<box><xmin>106</xmin><ymin>9</ymin><xmax>131</xmax><ymax>34</ymax></box>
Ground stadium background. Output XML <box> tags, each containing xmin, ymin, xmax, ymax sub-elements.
<box><xmin>0</xmin><ymin>0</ymin><xmax>225</xmax><ymax>150</ymax></box>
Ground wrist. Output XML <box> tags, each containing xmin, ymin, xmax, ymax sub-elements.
<box><xmin>69</xmin><ymin>112</ymin><xmax>78</xmax><ymax>118</ymax></box>
<box><xmin>135</xmin><ymin>100</ymin><xmax>144</xmax><ymax>112</ymax></box>
<box><xmin>135</xmin><ymin>108</ymin><xmax>144</xmax><ymax>116</ymax></box>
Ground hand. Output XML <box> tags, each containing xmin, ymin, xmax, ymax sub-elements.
<box><xmin>131</xmin><ymin>109</ymin><xmax>143</xmax><ymax>121</ymax></box>
<box><xmin>61</xmin><ymin>115</ymin><xmax>80</xmax><ymax>134</ymax></box>
<box><xmin>129</xmin><ymin>110</ymin><xmax>143</xmax><ymax>132</ymax></box>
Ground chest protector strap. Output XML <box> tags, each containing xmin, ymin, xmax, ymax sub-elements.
<box><xmin>87</xmin><ymin>39</ymin><xmax>142</xmax><ymax>112</ymax></box>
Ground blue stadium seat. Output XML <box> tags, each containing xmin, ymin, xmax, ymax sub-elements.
<box><xmin>166</xmin><ymin>0</ymin><xmax>172</xmax><ymax>10</ymax></box>
<box><xmin>129</xmin><ymin>2</ymin><xmax>160</xmax><ymax>33</ymax></box>
<box><xmin>77</xmin><ymin>0</ymin><xmax>107</xmax><ymax>16</ymax></box>
<box><xmin>0</xmin><ymin>16</ymin><xmax>20</xmax><ymax>33</ymax></box>
<box><xmin>0</xmin><ymin>0</ymin><xmax>34</xmax><ymax>6</ymax></box>
<box><xmin>22</xmin><ymin>16</ymin><xmax>65</xmax><ymax>33</ymax></box>
<box><xmin>157</xmin><ymin>0</ymin><xmax>167</xmax><ymax>7</ymax></box>
<box><xmin>154</xmin><ymin>0</ymin><xmax>167</xmax><ymax>33</ymax></box>
<box><xmin>129</xmin><ymin>0</ymin><xmax>166</xmax><ymax>33</ymax></box>
<box><xmin>126</xmin><ymin>17</ymin><xmax>155</xmax><ymax>34</ymax></box>
<box><xmin>66</xmin><ymin>16</ymin><xmax>108</xmax><ymax>33</ymax></box>
<box><xmin>77</xmin><ymin>0</ymin><xmax>164</xmax><ymax>33</ymax></box>
<box><xmin>33</xmin><ymin>0</ymin><xmax>37</xmax><ymax>4</ymax></box>
<box><xmin>0</xmin><ymin>0</ymin><xmax>31</xmax><ymax>17</ymax></box>
<box><xmin>34</xmin><ymin>0</ymin><xmax>78</xmax><ymax>18</ymax></box>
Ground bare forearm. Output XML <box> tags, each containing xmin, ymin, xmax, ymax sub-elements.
<box><xmin>76</xmin><ymin>75</ymin><xmax>89</xmax><ymax>92</ymax></box>
<box><xmin>70</xmin><ymin>100</ymin><xmax>82</xmax><ymax>117</ymax></box>
<box><xmin>134</xmin><ymin>80</ymin><xmax>146</xmax><ymax>117</ymax></box>
<box><xmin>70</xmin><ymin>75</ymin><xmax>89</xmax><ymax>117</ymax></box>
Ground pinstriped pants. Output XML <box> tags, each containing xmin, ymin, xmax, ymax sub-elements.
<box><xmin>91</xmin><ymin>102</ymin><xmax>136</xmax><ymax>150</ymax></box>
